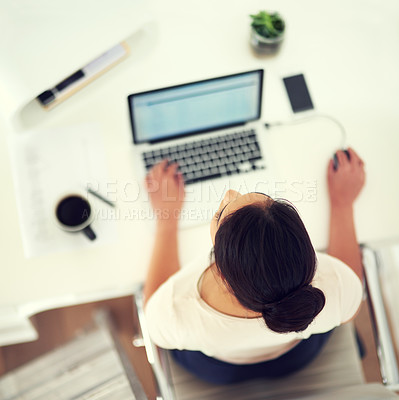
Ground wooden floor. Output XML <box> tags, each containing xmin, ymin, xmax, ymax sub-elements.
<box><xmin>0</xmin><ymin>296</ymin><xmax>158</xmax><ymax>399</ymax></box>
<box><xmin>0</xmin><ymin>296</ymin><xmax>390</xmax><ymax>399</ymax></box>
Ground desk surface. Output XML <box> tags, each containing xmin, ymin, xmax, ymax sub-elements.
<box><xmin>1</xmin><ymin>0</ymin><xmax>399</xmax><ymax>341</ymax></box>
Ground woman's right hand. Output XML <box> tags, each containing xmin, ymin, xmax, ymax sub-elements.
<box><xmin>145</xmin><ymin>160</ymin><xmax>185</xmax><ymax>225</ymax></box>
<box><xmin>327</xmin><ymin>148</ymin><xmax>365</xmax><ymax>208</ymax></box>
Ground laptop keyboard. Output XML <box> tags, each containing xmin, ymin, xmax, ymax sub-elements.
<box><xmin>142</xmin><ymin>129</ymin><xmax>265</xmax><ymax>185</ymax></box>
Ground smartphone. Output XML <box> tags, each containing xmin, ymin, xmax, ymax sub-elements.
<box><xmin>283</xmin><ymin>74</ymin><xmax>314</xmax><ymax>113</ymax></box>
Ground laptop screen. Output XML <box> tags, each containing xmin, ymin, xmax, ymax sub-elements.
<box><xmin>128</xmin><ymin>70</ymin><xmax>263</xmax><ymax>144</ymax></box>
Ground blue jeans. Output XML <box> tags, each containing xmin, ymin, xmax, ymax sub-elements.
<box><xmin>171</xmin><ymin>330</ymin><xmax>334</xmax><ymax>384</ymax></box>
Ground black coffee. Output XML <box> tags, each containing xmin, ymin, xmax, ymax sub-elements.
<box><xmin>56</xmin><ymin>196</ymin><xmax>91</xmax><ymax>227</ymax></box>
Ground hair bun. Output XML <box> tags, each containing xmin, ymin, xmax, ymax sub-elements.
<box><xmin>262</xmin><ymin>285</ymin><xmax>325</xmax><ymax>333</ymax></box>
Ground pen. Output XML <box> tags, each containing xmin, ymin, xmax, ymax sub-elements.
<box><xmin>87</xmin><ymin>188</ymin><xmax>115</xmax><ymax>208</ymax></box>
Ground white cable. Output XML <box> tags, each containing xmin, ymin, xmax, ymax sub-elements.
<box><xmin>265</xmin><ymin>113</ymin><xmax>347</xmax><ymax>149</ymax></box>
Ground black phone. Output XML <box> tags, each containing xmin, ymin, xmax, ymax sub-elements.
<box><xmin>283</xmin><ymin>74</ymin><xmax>314</xmax><ymax>113</ymax></box>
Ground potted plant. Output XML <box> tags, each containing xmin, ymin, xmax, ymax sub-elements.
<box><xmin>250</xmin><ymin>11</ymin><xmax>285</xmax><ymax>54</ymax></box>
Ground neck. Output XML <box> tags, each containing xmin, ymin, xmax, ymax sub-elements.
<box><xmin>200</xmin><ymin>264</ymin><xmax>261</xmax><ymax>319</ymax></box>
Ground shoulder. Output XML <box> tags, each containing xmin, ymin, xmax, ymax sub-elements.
<box><xmin>315</xmin><ymin>252</ymin><xmax>362</xmax><ymax>288</ymax></box>
<box><xmin>314</xmin><ymin>252</ymin><xmax>363</xmax><ymax>324</ymax></box>
<box><xmin>144</xmin><ymin>252</ymin><xmax>210</xmax><ymax>348</ymax></box>
<box><xmin>146</xmin><ymin>252</ymin><xmax>209</xmax><ymax>309</ymax></box>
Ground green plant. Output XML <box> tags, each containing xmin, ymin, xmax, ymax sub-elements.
<box><xmin>250</xmin><ymin>11</ymin><xmax>285</xmax><ymax>39</ymax></box>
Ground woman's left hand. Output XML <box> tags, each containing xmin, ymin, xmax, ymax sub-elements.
<box><xmin>145</xmin><ymin>160</ymin><xmax>185</xmax><ymax>225</ymax></box>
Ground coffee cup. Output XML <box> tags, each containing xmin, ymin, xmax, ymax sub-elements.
<box><xmin>55</xmin><ymin>194</ymin><xmax>96</xmax><ymax>240</ymax></box>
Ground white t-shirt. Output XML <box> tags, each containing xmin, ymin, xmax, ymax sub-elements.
<box><xmin>145</xmin><ymin>251</ymin><xmax>363</xmax><ymax>364</ymax></box>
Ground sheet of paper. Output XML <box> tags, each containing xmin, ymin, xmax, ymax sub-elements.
<box><xmin>8</xmin><ymin>123</ymin><xmax>118</xmax><ymax>258</ymax></box>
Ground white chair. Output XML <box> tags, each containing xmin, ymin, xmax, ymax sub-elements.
<box><xmin>362</xmin><ymin>243</ymin><xmax>399</xmax><ymax>390</ymax></box>
<box><xmin>132</xmin><ymin>283</ymin><xmax>398</xmax><ymax>400</ymax></box>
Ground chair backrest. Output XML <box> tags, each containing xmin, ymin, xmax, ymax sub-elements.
<box><xmin>134</xmin><ymin>288</ymin><xmax>176</xmax><ymax>399</ymax></box>
<box><xmin>133</xmin><ymin>288</ymin><xmax>366</xmax><ymax>400</ymax></box>
<box><xmin>362</xmin><ymin>244</ymin><xmax>399</xmax><ymax>390</ymax></box>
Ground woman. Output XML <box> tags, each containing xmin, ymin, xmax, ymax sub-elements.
<box><xmin>143</xmin><ymin>148</ymin><xmax>365</xmax><ymax>384</ymax></box>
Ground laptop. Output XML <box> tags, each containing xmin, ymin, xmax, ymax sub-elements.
<box><xmin>128</xmin><ymin>69</ymin><xmax>268</xmax><ymax>226</ymax></box>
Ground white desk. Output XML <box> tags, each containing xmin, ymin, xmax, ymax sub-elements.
<box><xmin>1</xmin><ymin>0</ymin><xmax>399</xmax><ymax>345</ymax></box>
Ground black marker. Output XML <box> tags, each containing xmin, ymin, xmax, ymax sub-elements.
<box><xmin>37</xmin><ymin>69</ymin><xmax>85</xmax><ymax>106</ymax></box>
<box><xmin>55</xmin><ymin>70</ymin><xmax>85</xmax><ymax>92</ymax></box>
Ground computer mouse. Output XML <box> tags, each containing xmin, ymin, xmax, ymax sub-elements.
<box><xmin>333</xmin><ymin>149</ymin><xmax>350</xmax><ymax>171</ymax></box>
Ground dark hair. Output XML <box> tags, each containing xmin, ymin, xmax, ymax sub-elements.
<box><xmin>214</xmin><ymin>200</ymin><xmax>325</xmax><ymax>333</ymax></box>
